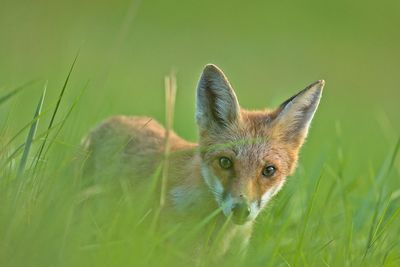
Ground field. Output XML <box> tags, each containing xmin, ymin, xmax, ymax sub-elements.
<box><xmin>1</xmin><ymin>0</ymin><xmax>399</xmax><ymax>266</ymax></box>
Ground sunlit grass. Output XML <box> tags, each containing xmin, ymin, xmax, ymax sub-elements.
<box><xmin>0</xmin><ymin>61</ymin><xmax>399</xmax><ymax>266</ymax></box>
<box><xmin>2</xmin><ymin>0</ymin><xmax>400</xmax><ymax>264</ymax></box>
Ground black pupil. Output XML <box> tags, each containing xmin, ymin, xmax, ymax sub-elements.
<box><xmin>220</xmin><ymin>157</ymin><xmax>232</xmax><ymax>169</ymax></box>
<box><xmin>263</xmin><ymin>166</ymin><xmax>275</xmax><ymax>177</ymax></box>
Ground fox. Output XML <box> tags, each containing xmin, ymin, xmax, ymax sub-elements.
<box><xmin>82</xmin><ymin>64</ymin><xmax>324</xmax><ymax>253</ymax></box>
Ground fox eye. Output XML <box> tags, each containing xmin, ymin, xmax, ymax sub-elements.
<box><xmin>262</xmin><ymin>165</ymin><xmax>276</xmax><ymax>178</ymax></box>
<box><xmin>219</xmin><ymin>157</ymin><xmax>233</xmax><ymax>169</ymax></box>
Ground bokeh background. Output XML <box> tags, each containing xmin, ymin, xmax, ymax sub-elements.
<box><xmin>1</xmin><ymin>0</ymin><xmax>399</xmax><ymax>145</ymax></box>
<box><xmin>0</xmin><ymin>0</ymin><xmax>399</xmax><ymax>266</ymax></box>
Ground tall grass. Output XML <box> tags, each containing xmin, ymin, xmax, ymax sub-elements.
<box><xmin>160</xmin><ymin>72</ymin><xmax>177</xmax><ymax>207</ymax></box>
<box><xmin>0</xmin><ymin>65</ymin><xmax>399</xmax><ymax>266</ymax></box>
<box><xmin>17</xmin><ymin>82</ymin><xmax>46</xmax><ymax>177</ymax></box>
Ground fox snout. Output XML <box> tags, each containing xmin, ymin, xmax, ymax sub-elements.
<box><xmin>231</xmin><ymin>201</ymin><xmax>251</xmax><ymax>225</ymax></box>
<box><xmin>223</xmin><ymin>192</ymin><xmax>253</xmax><ymax>225</ymax></box>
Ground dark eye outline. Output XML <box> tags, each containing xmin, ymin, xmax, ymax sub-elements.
<box><xmin>262</xmin><ymin>165</ymin><xmax>276</xmax><ymax>178</ymax></box>
<box><xmin>219</xmin><ymin>157</ymin><xmax>233</xmax><ymax>169</ymax></box>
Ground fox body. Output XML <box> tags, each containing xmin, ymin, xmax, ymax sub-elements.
<box><xmin>82</xmin><ymin>64</ymin><xmax>324</xmax><ymax>251</ymax></box>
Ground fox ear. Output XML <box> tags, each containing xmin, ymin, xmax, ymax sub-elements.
<box><xmin>196</xmin><ymin>64</ymin><xmax>240</xmax><ymax>129</ymax></box>
<box><xmin>273</xmin><ymin>80</ymin><xmax>325</xmax><ymax>147</ymax></box>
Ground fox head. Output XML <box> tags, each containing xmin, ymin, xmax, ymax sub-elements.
<box><xmin>196</xmin><ymin>64</ymin><xmax>324</xmax><ymax>225</ymax></box>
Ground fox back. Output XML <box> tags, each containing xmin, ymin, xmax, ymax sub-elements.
<box><xmin>82</xmin><ymin>64</ymin><xmax>324</xmax><ymax>251</ymax></box>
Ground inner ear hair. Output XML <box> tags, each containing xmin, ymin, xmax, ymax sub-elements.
<box><xmin>196</xmin><ymin>64</ymin><xmax>241</xmax><ymax>129</ymax></box>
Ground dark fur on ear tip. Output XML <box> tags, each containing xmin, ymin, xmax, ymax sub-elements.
<box><xmin>201</xmin><ymin>64</ymin><xmax>228</xmax><ymax>81</ymax></box>
<box><xmin>278</xmin><ymin>80</ymin><xmax>325</xmax><ymax>111</ymax></box>
<box><xmin>203</xmin><ymin>64</ymin><xmax>222</xmax><ymax>72</ymax></box>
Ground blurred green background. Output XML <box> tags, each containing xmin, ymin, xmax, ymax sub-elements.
<box><xmin>0</xmin><ymin>0</ymin><xmax>399</xmax><ymax>266</ymax></box>
<box><xmin>1</xmin><ymin>0</ymin><xmax>399</xmax><ymax>143</ymax></box>
<box><xmin>1</xmin><ymin>0</ymin><xmax>399</xmax><ymax>185</ymax></box>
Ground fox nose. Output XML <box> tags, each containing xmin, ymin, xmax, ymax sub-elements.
<box><xmin>231</xmin><ymin>202</ymin><xmax>251</xmax><ymax>224</ymax></box>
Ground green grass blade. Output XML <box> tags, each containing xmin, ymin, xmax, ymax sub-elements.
<box><xmin>160</xmin><ymin>72</ymin><xmax>177</xmax><ymax>207</ymax></box>
<box><xmin>2</xmin><ymin>120</ymin><xmax>64</xmax><ymax>169</ymax></box>
<box><xmin>388</xmin><ymin>137</ymin><xmax>400</xmax><ymax>173</ymax></box>
<box><xmin>41</xmin><ymin>80</ymin><xmax>89</xmax><ymax>160</ymax></box>
<box><xmin>2</xmin><ymin>107</ymin><xmax>52</xmax><ymax>150</ymax></box>
<box><xmin>179</xmin><ymin>208</ymin><xmax>222</xmax><ymax>244</ymax></box>
<box><xmin>0</xmin><ymin>80</ymin><xmax>36</xmax><ymax>106</ymax></box>
<box><xmin>363</xmin><ymin>137</ymin><xmax>400</xmax><ymax>261</ymax></box>
<box><xmin>34</xmin><ymin>51</ymin><xmax>80</xmax><ymax>168</ymax></box>
<box><xmin>370</xmin><ymin>204</ymin><xmax>400</xmax><ymax>248</ymax></box>
<box><xmin>294</xmin><ymin>168</ymin><xmax>324</xmax><ymax>267</ymax></box>
<box><xmin>17</xmin><ymin>83</ymin><xmax>47</xmax><ymax>177</ymax></box>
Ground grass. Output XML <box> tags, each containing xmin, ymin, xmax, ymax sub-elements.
<box><xmin>17</xmin><ymin>82</ymin><xmax>46</xmax><ymax>177</ymax></box>
<box><xmin>0</xmin><ymin>63</ymin><xmax>399</xmax><ymax>267</ymax></box>
<box><xmin>1</xmin><ymin>0</ymin><xmax>400</xmax><ymax>266</ymax></box>
<box><xmin>0</xmin><ymin>82</ymin><xmax>33</xmax><ymax>106</ymax></box>
<box><xmin>160</xmin><ymin>72</ymin><xmax>177</xmax><ymax>207</ymax></box>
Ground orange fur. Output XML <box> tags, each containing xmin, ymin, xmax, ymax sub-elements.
<box><xmin>82</xmin><ymin>64</ymin><xmax>324</xmax><ymax>253</ymax></box>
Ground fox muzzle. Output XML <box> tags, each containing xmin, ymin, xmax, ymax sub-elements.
<box><xmin>231</xmin><ymin>202</ymin><xmax>251</xmax><ymax>225</ymax></box>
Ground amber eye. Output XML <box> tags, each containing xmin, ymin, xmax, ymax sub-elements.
<box><xmin>219</xmin><ymin>157</ymin><xmax>233</xmax><ymax>169</ymax></box>
<box><xmin>262</xmin><ymin>165</ymin><xmax>276</xmax><ymax>178</ymax></box>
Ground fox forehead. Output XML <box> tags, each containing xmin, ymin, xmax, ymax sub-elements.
<box><xmin>200</xmin><ymin>109</ymin><xmax>272</xmax><ymax>138</ymax></box>
<box><xmin>199</xmin><ymin>109</ymin><xmax>298</xmax><ymax>176</ymax></box>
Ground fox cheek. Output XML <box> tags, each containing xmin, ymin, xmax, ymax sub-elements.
<box><xmin>259</xmin><ymin>181</ymin><xmax>285</xmax><ymax>209</ymax></box>
<box><xmin>259</xmin><ymin>188</ymin><xmax>275</xmax><ymax>209</ymax></box>
<box><xmin>200</xmin><ymin>163</ymin><xmax>225</xmax><ymax>201</ymax></box>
